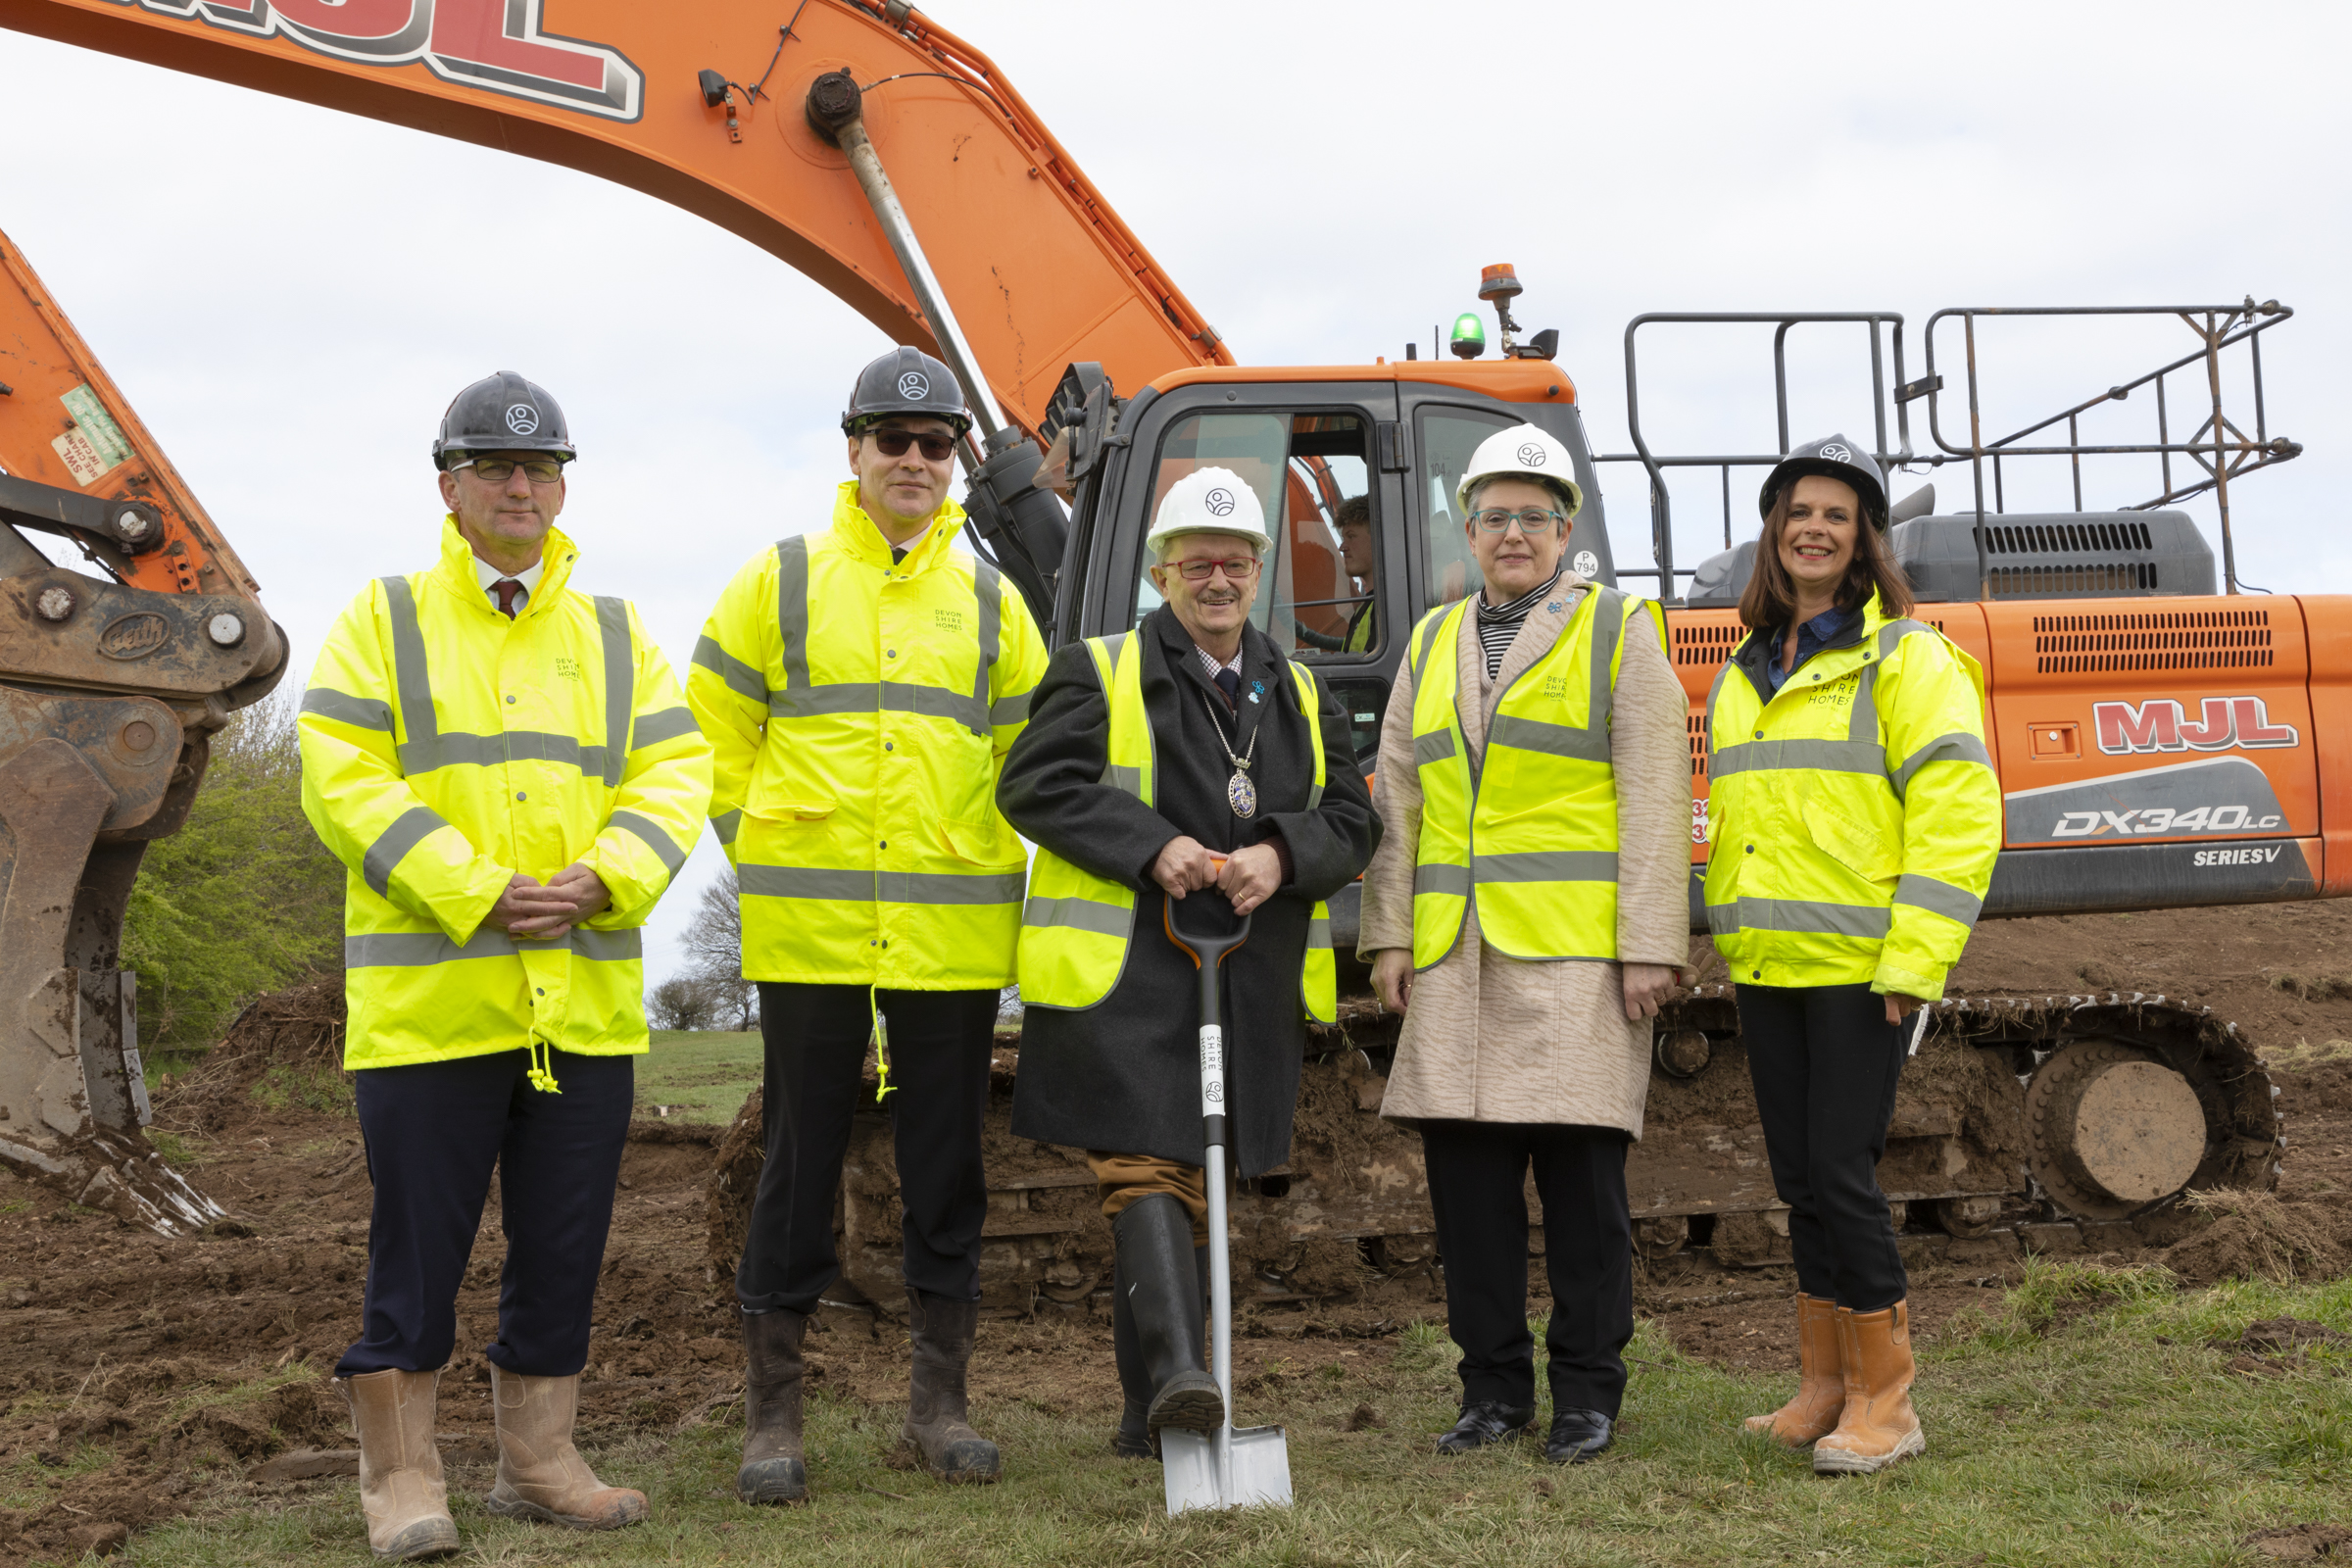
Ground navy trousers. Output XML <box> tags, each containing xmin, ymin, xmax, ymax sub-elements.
<box><xmin>1737</xmin><ymin>981</ymin><xmax>1910</xmax><ymax>1310</ymax></box>
<box><xmin>1420</xmin><ymin>1119</ymin><xmax>1635</xmax><ymax>1417</ymax></box>
<box><xmin>736</xmin><ymin>983</ymin><xmax>996</xmax><ymax>1314</ymax></box>
<box><xmin>337</xmin><ymin>1048</ymin><xmax>633</xmax><ymax>1379</ymax></box>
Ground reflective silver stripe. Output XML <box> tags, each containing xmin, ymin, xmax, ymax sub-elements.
<box><xmin>344</xmin><ymin>926</ymin><xmax>642</xmax><ymax>967</ymax></box>
<box><xmin>1488</xmin><ymin>713</ymin><xmax>1610</xmax><ymax>762</ymax></box>
<box><xmin>1411</xmin><ymin>607</ymin><xmax>1449</xmax><ymax>685</ymax></box>
<box><xmin>610</xmin><ymin>808</ymin><xmax>688</xmax><ymax>876</ymax></box>
<box><xmin>775</xmin><ymin>535</ymin><xmax>811</xmax><ymax>691</ymax></box>
<box><xmin>1587</xmin><ymin>587</ymin><xmax>1625</xmax><ymax>733</ymax></box>
<box><xmin>631</xmin><ymin>707</ymin><xmax>699</xmax><ymax>750</ymax></box>
<box><xmin>1707</xmin><ymin>738</ymin><xmax>1887</xmax><ymax>780</ymax></box>
<box><xmin>1306</xmin><ymin>915</ymin><xmax>1332</xmax><ymax>948</ymax></box>
<box><xmin>1413</xmin><ymin>862</ymin><xmax>1472</xmax><ymax>898</ymax></box>
<box><xmin>398</xmin><ymin>730</ymin><xmax>614</xmax><ymax>779</ymax></box>
<box><xmin>739</xmin><ymin>864</ymin><xmax>1025</xmax><ymax>905</ymax></box>
<box><xmin>1702</xmin><ymin>657</ymin><xmax>1739</xmax><ymax>757</ymax></box>
<box><xmin>712</xmin><ymin>808</ymin><xmax>741</xmax><ymax>845</ymax></box>
<box><xmin>693</xmin><ymin>635</ymin><xmax>767</xmax><ymax>704</ymax></box>
<box><xmin>972</xmin><ymin>557</ymin><xmax>1002</xmax><ymax>736</ymax></box>
<box><xmin>766</xmin><ymin>680</ymin><xmax>990</xmax><ymax>731</ymax></box>
<box><xmin>302</xmin><ymin>686</ymin><xmax>392</xmax><ymax>731</ymax></box>
<box><xmin>1849</xmin><ymin>660</ymin><xmax>1881</xmax><ymax>747</ymax></box>
<box><xmin>1878</xmin><ymin>618</ymin><xmax>1930</xmax><ymax>659</ymax></box>
<box><xmin>990</xmin><ymin>688</ymin><xmax>1032</xmax><ymax>725</ymax></box>
<box><xmin>380</xmin><ymin>575</ymin><xmax>437</xmax><ymax>747</ymax></box>
<box><xmin>1894</xmin><ymin>872</ymin><xmax>1983</xmax><ymax>926</ymax></box>
<box><xmin>1104</xmin><ymin>763</ymin><xmax>1145</xmax><ymax>797</ymax></box>
<box><xmin>1413</xmin><ymin>729</ymin><xmax>1457</xmax><ymax>766</ymax></box>
<box><xmin>594</xmin><ymin>596</ymin><xmax>631</xmax><ymax>787</ymax></box>
<box><xmin>1021</xmin><ymin>895</ymin><xmax>1131</xmax><ymax>938</ymax></box>
<box><xmin>1706</xmin><ymin>896</ymin><xmax>1891</xmax><ymax>939</ymax></box>
<box><xmin>363</xmin><ymin>807</ymin><xmax>449</xmax><ymax>898</ymax></box>
<box><xmin>1889</xmin><ymin>731</ymin><xmax>1995</xmax><ymax>800</ymax></box>
<box><xmin>1474</xmin><ymin>850</ymin><xmax>1620</xmax><ymax>884</ymax></box>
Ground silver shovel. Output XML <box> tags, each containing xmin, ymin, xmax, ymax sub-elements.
<box><xmin>1158</xmin><ymin>878</ymin><xmax>1293</xmax><ymax>1515</ymax></box>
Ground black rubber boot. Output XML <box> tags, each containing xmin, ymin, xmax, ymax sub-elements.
<box><xmin>737</xmin><ymin>1308</ymin><xmax>808</xmax><ymax>1505</ymax></box>
<box><xmin>1112</xmin><ymin>1194</ymin><xmax>1222</xmax><ymax>1436</ymax></box>
<box><xmin>902</xmin><ymin>1290</ymin><xmax>1002</xmax><ymax>1483</ymax></box>
<box><xmin>1109</xmin><ymin>1272</ymin><xmax>1154</xmax><ymax>1458</ymax></box>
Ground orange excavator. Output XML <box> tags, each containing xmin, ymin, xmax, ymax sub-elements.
<box><xmin>0</xmin><ymin>1</ymin><xmax>2323</xmax><ymax>1285</ymax></box>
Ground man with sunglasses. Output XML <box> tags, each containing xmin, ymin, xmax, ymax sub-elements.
<box><xmin>300</xmin><ymin>371</ymin><xmax>712</xmax><ymax>1557</ymax></box>
<box><xmin>689</xmin><ymin>346</ymin><xmax>1050</xmax><ymax>1505</ymax></box>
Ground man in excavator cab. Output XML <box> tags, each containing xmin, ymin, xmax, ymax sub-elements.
<box><xmin>298</xmin><ymin>371</ymin><xmax>712</xmax><ymax>1558</ymax></box>
<box><xmin>689</xmin><ymin>347</ymin><xmax>1050</xmax><ymax>1505</ymax></box>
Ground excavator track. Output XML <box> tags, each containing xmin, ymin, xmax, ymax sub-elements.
<box><xmin>703</xmin><ymin>987</ymin><xmax>2284</xmax><ymax>1308</ymax></box>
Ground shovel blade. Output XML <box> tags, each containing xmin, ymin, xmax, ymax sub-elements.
<box><xmin>1160</xmin><ymin>1425</ymin><xmax>1292</xmax><ymax>1515</ymax></box>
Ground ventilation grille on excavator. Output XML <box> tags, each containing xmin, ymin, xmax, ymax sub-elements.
<box><xmin>2033</xmin><ymin>608</ymin><xmax>2274</xmax><ymax>673</ymax></box>
<box><xmin>1980</xmin><ymin>519</ymin><xmax>2156</xmax><ymax>556</ymax></box>
<box><xmin>1989</xmin><ymin>563</ymin><xmax>2161</xmax><ymax>596</ymax></box>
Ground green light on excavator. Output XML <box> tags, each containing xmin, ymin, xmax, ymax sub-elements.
<box><xmin>1448</xmin><ymin>312</ymin><xmax>1486</xmax><ymax>360</ymax></box>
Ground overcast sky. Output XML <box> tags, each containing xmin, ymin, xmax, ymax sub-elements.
<box><xmin>3</xmin><ymin>0</ymin><xmax>2344</xmax><ymax>987</ymax></box>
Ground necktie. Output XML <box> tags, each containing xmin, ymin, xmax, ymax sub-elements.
<box><xmin>1214</xmin><ymin>667</ymin><xmax>1241</xmax><ymax>708</ymax></box>
<box><xmin>494</xmin><ymin>579</ymin><xmax>523</xmax><ymax>618</ymax></box>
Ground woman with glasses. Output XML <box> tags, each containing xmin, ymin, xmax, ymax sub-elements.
<box><xmin>1357</xmin><ymin>423</ymin><xmax>1692</xmax><ymax>1465</ymax></box>
<box><xmin>1706</xmin><ymin>436</ymin><xmax>1998</xmax><ymax>1475</ymax></box>
<box><xmin>998</xmin><ymin>466</ymin><xmax>1379</xmax><ymax>1462</ymax></box>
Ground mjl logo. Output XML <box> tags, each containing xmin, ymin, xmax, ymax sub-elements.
<box><xmin>2092</xmin><ymin>696</ymin><xmax>2298</xmax><ymax>756</ymax></box>
<box><xmin>122</xmin><ymin>0</ymin><xmax>644</xmax><ymax>121</ymax></box>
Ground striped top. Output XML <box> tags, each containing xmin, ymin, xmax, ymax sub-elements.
<box><xmin>1474</xmin><ymin>567</ymin><xmax>1574</xmax><ymax>679</ymax></box>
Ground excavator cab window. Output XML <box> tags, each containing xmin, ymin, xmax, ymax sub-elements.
<box><xmin>1414</xmin><ymin>405</ymin><xmax>1519</xmax><ymax>613</ymax></box>
<box><xmin>1130</xmin><ymin>410</ymin><xmax>1384</xmax><ymax>663</ymax></box>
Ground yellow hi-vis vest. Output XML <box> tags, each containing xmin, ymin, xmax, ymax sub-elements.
<box><xmin>686</xmin><ymin>483</ymin><xmax>1050</xmax><ymax>988</ymax></box>
<box><xmin>1406</xmin><ymin>584</ymin><xmax>1660</xmax><ymax>970</ymax></box>
<box><xmin>298</xmin><ymin>520</ymin><xmax>713</xmax><ymax>1073</ymax></box>
<box><xmin>1015</xmin><ymin>632</ymin><xmax>1337</xmax><ymax>1021</ymax></box>
<box><xmin>1703</xmin><ymin>591</ymin><xmax>1999</xmax><ymax>1002</ymax></box>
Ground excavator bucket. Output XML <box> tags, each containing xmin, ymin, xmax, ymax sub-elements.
<box><xmin>0</xmin><ymin>227</ymin><xmax>284</xmax><ymax>1232</ymax></box>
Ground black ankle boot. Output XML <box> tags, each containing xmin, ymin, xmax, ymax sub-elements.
<box><xmin>1112</xmin><ymin>1194</ymin><xmax>1222</xmax><ymax>1436</ymax></box>
<box><xmin>1437</xmin><ymin>1400</ymin><xmax>1535</xmax><ymax>1454</ymax></box>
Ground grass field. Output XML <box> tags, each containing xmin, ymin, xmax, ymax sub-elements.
<box><xmin>115</xmin><ymin>1261</ymin><xmax>2352</xmax><ymax>1567</ymax></box>
<box><xmin>638</xmin><ymin>1030</ymin><xmax>762</xmax><ymax>1125</ymax></box>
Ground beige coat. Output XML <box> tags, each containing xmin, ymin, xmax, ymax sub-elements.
<box><xmin>1357</xmin><ymin>578</ymin><xmax>1692</xmax><ymax>1136</ymax></box>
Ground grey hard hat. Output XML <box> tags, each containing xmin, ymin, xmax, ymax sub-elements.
<box><xmin>841</xmin><ymin>346</ymin><xmax>972</xmax><ymax>437</ymax></box>
<box><xmin>1758</xmin><ymin>433</ymin><xmax>1887</xmax><ymax>528</ymax></box>
<box><xmin>433</xmin><ymin>371</ymin><xmax>576</xmax><ymax>469</ymax></box>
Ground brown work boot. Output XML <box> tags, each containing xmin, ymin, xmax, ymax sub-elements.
<box><xmin>738</xmin><ymin>1307</ymin><xmax>809</xmax><ymax>1504</ymax></box>
<box><xmin>483</xmin><ymin>1368</ymin><xmax>650</xmax><ymax>1529</ymax></box>
<box><xmin>1812</xmin><ymin>1300</ymin><xmax>1926</xmax><ymax>1475</ymax></box>
<box><xmin>1743</xmin><ymin>1294</ymin><xmax>1845</xmax><ymax>1446</ymax></box>
<box><xmin>340</xmin><ymin>1369</ymin><xmax>460</xmax><ymax>1561</ymax></box>
<box><xmin>902</xmin><ymin>1289</ymin><xmax>1001</xmax><ymax>1483</ymax></box>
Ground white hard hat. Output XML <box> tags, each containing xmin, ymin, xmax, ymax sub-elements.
<box><xmin>1144</xmin><ymin>466</ymin><xmax>1274</xmax><ymax>557</ymax></box>
<box><xmin>1456</xmin><ymin>423</ymin><xmax>1585</xmax><ymax>518</ymax></box>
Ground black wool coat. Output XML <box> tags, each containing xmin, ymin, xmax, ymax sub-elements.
<box><xmin>998</xmin><ymin>607</ymin><xmax>1380</xmax><ymax>1175</ymax></box>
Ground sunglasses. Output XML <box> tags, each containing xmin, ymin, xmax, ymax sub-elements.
<box><xmin>866</xmin><ymin>427</ymin><xmax>957</xmax><ymax>463</ymax></box>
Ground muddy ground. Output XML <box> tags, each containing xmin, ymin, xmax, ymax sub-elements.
<box><xmin>3</xmin><ymin>904</ymin><xmax>2352</xmax><ymax>1564</ymax></box>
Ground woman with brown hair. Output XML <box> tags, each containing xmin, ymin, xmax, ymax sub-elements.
<box><xmin>1704</xmin><ymin>435</ymin><xmax>2000</xmax><ymax>1475</ymax></box>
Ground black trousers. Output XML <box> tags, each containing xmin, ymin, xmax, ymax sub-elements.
<box><xmin>338</xmin><ymin>1048</ymin><xmax>633</xmax><ymax>1379</ymax></box>
<box><xmin>1420</xmin><ymin>1120</ymin><xmax>1634</xmax><ymax>1417</ymax></box>
<box><xmin>736</xmin><ymin>983</ymin><xmax>996</xmax><ymax>1313</ymax></box>
<box><xmin>1738</xmin><ymin>981</ymin><xmax>1909</xmax><ymax>1311</ymax></box>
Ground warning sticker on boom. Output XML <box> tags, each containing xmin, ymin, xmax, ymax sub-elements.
<box><xmin>52</xmin><ymin>385</ymin><xmax>132</xmax><ymax>485</ymax></box>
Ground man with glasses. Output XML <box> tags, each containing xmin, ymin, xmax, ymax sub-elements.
<box><xmin>1357</xmin><ymin>421</ymin><xmax>1690</xmax><ymax>1465</ymax></box>
<box><xmin>998</xmin><ymin>466</ymin><xmax>1378</xmax><ymax>1462</ymax></box>
<box><xmin>300</xmin><ymin>371</ymin><xmax>711</xmax><ymax>1557</ymax></box>
<box><xmin>689</xmin><ymin>347</ymin><xmax>1049</xmax><ymax>1504</ymax></box>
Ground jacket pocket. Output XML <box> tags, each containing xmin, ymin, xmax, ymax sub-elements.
<box><xmin>1800</xmin><ymin>794</ymin><xmax>1900</xmax><ymax>884</ymax></box>
<box><xmin>938</xmin><ymin>812</ymin><xmax>1025</xmax><ymax>872</ymax></box>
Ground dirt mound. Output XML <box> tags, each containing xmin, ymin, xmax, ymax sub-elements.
<box><xmin>2277</xmin><ymin>1059</ymin><xmax>2352</xmax><ymax>1118</ymax></box>
<box><xmin>2160</xmin><ymin>1189</ymin><xmax>2352</xmax><ymax>1287</ymax></box>
<box><xmin>2246</xmin><ymin>1522</ymin><xmax>2352</xmax><ymax>1561</ymax></box>
<box><xmin>159</xmin><ymin>976</ymin><xmax>347</xmax><ymax>1135</ymax></box>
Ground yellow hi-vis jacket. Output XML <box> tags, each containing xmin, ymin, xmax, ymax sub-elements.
<box><xmin>687</xmin><ymin>482</ymin><xmax>1050</xmax><ymax>988</ymax></box>
<box><xmin>1406</xmin><ymin>585</ymin><xmax>1661</xmax><ymax>969</ymax></box>
<box><xmin>1015</xmin><ymin>632</ymin><xmax>1337</xmax><ymax>1020</ymax></box>
<box><xmin>1703</xmin><ymin>591</ymin><xmax>2000</xmax><ymax>1001</ymax></box>
<box><xmin>298</xmin><ymin>520</ymin><xmax>713</xmax><ymax>1073</ymax></box>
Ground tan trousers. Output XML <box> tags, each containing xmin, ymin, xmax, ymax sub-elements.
<box><xmin>1087</xmin><ymin>1151</ymin><xmax>1208</xmax><ymax>1247</ymax></box>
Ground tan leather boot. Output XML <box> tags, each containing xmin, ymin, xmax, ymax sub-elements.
<box><xmin>1742</xmin><ymin>1294</ymin><xmax>1845</xmax><ymax>1446</ymax></box>
<box><xmin>1812</xmin><ymin>1300</ymin><xmax>1926</xmax><ymax>1475</ymax></box>
<box><xmin>902</xmin><ymin>1289</ymin><xmax>1001</xmax><ymax>1483</ymax></box>
<box><xmin>340</xmin><ymin>1370</ymin><xmax>460</xmax><ymax>1561</ymax></box>
<box><xmin>484</xmin><ymin>1368</ymin><xmax>649</xmax><ymax>1529</ymax></box>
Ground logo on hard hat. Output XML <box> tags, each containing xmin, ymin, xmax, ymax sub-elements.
<box><xmin>1203</xmin><ymin>488</ymin><xmax>1236</xmax><ymax>516</ymax></box>
<box><xmin>1516</xmin><ymin>442</ymin><xmax>1547</xmax><ymax>466</ymax></box>
<box><xmin>898</xmin><ymin>370</ymin><xmax>930</xmax><ymax>401</ymax></box>
<box><xmin>505</xmin><ymin>405</ymin><xmax>540</xmax><ymax>435</ymax></box>
<box><xmin>1820</xmin><ymin>443</ymin><xmax>1853</xmax><ymax>464</ymax></box>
